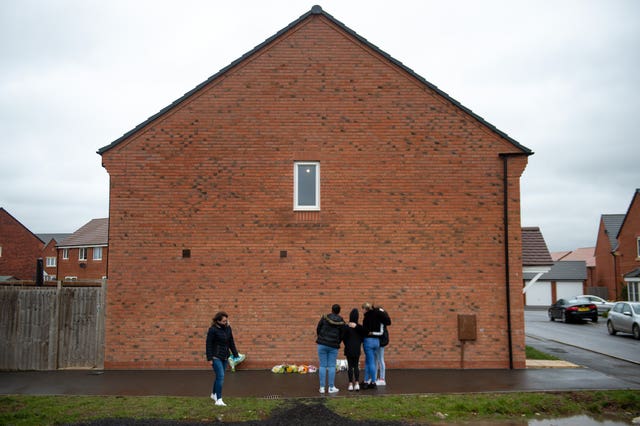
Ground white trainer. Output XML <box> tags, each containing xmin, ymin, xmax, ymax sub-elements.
<box><xmin>375</xmin><ymin>379</ymin><xmax>386</xmax><ymax>386</ymax></box>
<box><xmin>328</xmin><ymin>386</ymin><xmax>339</xmax><ymax>393</ymax></box>
<box><xmin>210</xmin><ymin>393</ymin><xmax>217</xmax><ymax>401</ymax></box>
<box><xmin>319</xmin><ymin>387</ymin><xmax>325</xmax><ymax>394</ymax></box>
<box><xmin>348</xmin><ymin>383</ymin><xmax>354</xmax><ymax>391</ymax></box>
<box><xmin>215</xmin><ymin>398</ymin><xmax>227</xmax><ymax>406</ymax></box>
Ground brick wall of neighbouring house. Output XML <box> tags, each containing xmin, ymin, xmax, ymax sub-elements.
<box><xmin>100</xmin><ymin>15</ymin><xmax>528</xmax><ymax>369</ymax></box>
<box><xmin>57</xmin><ymin>247</ymin><xmax>108</xmax><ymax>281</ymax></box>
<box><xmin>618</xmin><ymin>194</ymin><xmax>640</xmax><ymax>282</ymax></box>
<box><xmin>594</xmin><ymin>220</ymin><xmax>618</xmax><ymax>299</ymax></box>
<box><xmin>0</xmin><ymin>209</ymin><xmax>43</xmax><ymax>280</ymax></box>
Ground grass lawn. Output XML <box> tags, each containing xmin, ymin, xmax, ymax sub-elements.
<box><xmin>1</xmin><ymin>391</ymin><xmax>639</xmax><ymax>425</ymax></box>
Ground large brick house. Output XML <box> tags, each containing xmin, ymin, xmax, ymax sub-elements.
<box><xmin>0</xmin><ymin>208</ymin><xmax>44</xmax><ymax>280</ymax></box>
<box><xmin>618</xmin><ymin>189</ymin><xmax>640</xmax><ymax>301</ymax></box>
<box><xmin>594</xmin><ymin>189</ymin><xmax>640</xmax><ymax>301</ymax></box>
<box><xmin>98</xmin><ymin>6</ymin><xmax>532</xmax><ymax>369</ymax></box>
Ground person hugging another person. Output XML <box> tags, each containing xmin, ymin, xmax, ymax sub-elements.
<box><xmin>361</xmin><ymin>302</ymin><xmax>384</xmax><ymax>389</ymax></box>
<box><xmin>316</xmin><ymin>304</ymin><xmax>346</xmax><ymax>394</ymax></box>
<box><xmin>344</xmin><ymin>308</ymin><xmax>366</xmax><ymax>391</ymax></box>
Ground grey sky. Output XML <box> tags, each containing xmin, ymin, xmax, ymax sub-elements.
<box><xmin>1</xmin><ymin>0</ymin><xmax>639</xmax><ymax>251</ymax></box>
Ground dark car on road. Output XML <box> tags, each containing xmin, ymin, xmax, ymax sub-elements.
<box><xmin>548</xmin><ymin>298</ymin><xmax>598</xmax><ymax>323</ymax></box>
<box><xmin>607</xmin><ymin>301</ymin><xmax>640</xmax><ymax>339</ymax></box>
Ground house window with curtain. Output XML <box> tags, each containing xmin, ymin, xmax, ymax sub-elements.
<box><xmin>294</xmin><ymin>162</ymin><xmax>320</xmax><ymax>210</ymax></box>
<box><xmin>93</xmin><ymin>247</ymin><xmax>102</xmax><ymax>261</ymax></box>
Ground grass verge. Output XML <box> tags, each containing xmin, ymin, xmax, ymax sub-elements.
<box><xmin>1</xmin><ymin>391</ymin><xmax>639</xmax><ymax>425</ymax></box>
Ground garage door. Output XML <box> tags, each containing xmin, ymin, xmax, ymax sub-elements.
<box><xmin>556</xmin><ymin>281</ymin><xmax>583</xmax><ymax>300</ymax></box>
<box><xmin>525</xmin><ymin>280</ymin><xmax>551</xmax><ymax>306</ymax></box>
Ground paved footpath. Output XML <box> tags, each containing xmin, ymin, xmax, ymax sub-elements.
<box><xmin>1</xmin><ymin>364</ymin><xmax>638</xmax><ymax>399</ymax></box>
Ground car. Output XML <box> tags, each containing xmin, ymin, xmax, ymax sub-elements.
<box><xmin>572</xmin><ymin>294</ymin><xmax>615</xmax><ymax>315</ymax></box>
<box><xmin>548</xmin><ymin>298</ymin><xmax>598</xmax><ymax>323</ymax></box>
<box><xmin>606</xmin><ymin>301</ymin><xmax>640</xmax><ymax>340</ymax></box>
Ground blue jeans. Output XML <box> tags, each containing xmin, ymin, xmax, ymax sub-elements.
<box><xmin>376</xmin><ymin>346</ymin><xmax>385</xmax><ymax>380</ymax></box>
<box><xmin>317</xmin><ymin>344</ymin><xmax>338</xmax><ymax>388</ymax></box>
<box><xmin>363</xmin><ymin>337</ymin><xmax>380</xmax><ymax>383</ymax></box>
<box><xmin>211</xmin><ymin>358</ymin><xmax>227</xmax><ymax>398</ymax></box>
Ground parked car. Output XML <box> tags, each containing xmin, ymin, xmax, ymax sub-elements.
<box><xmin>606</xmin><ymin>302</ymin><xmax>640</xmax><ymax>340</ymax></box>
<box><xmin>573</xmin><ymin>295</ymin><xmax>615</xmax><ymax>315</ymax></box>
<box><xmin>548</xmin><ymin>298</ymin><xmax>598</xmax><ymax>323</ymax></box>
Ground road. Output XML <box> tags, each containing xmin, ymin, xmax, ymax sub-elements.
<box><xmin>525</xmin><ymin>309</ymin><xmax>640</xmax><ymax>387</ymax></box>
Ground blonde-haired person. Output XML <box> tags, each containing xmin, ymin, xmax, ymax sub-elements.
<box><xmin>361</xmin><ymin>302</ymin><xmax>384</xmax><ymax>389</ymax></box>
<box><xmin>206</xmin><ymin>311</ymin><xmax>240</xmax><ymax>406</ymax></box>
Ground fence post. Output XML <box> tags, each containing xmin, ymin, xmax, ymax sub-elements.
<box><xmin>95</xmin><ymin>278</ymin><xmax>107</xmax><ymax>369</ymax></box>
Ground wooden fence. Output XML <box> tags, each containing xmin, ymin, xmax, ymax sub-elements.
<box><xmin>0</xmin><ymin>281</ymin><xmax>105</xmax><ymax>370</ymax></box>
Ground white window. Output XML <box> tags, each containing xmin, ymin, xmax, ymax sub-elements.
<box><xmin>294</xmin><ymin>162</ymin><xmax>320</xmax><ymax>210</ymax></box>
<box><xmin>93</xmin><ymin>247</ymin><xmax>102</xmax><ymax>261</ymax></box>
<box><xmin>79</xmin><ymin>248</ymin><xmax>87</xmax><ymax>261</ymax></box>
<box><xmin>62</xmin><ymin>249</ymin><xmax>69</xmax><ymax>260</ymax></box>
<box><xmin>64</xmin><ymin>276</ymin><xmax>78</xmax><ymax>282</ymax></box>
<box><xmin>46</xmin><ymin>257</ymin><xmax>56</xmax><ymax>267</ymax></box>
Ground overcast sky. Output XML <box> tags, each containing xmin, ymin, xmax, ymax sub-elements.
<box><xmin>1</xmin><ymin>0</ymin><xmax>638</xmax><ymax>252</ymax></box>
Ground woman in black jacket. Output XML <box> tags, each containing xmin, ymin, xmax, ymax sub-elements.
<box><xmin>206</xmin><ymin>311</ymin><xmax>240</xmax><ymax>407</ymax></box>
<box><xmin>315</xmin><ymin>304</ymin><xmax>345</xmax><ymax>394</ymax></box>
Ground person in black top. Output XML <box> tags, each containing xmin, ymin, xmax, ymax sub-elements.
<box><xmin>343</xmin><ymin>308</ymin><xmax>366</xmax><ymax>391</ymax></box>
<box><xmin>206</xmin><ymin>311</ymin><xmax>240</xmax><ymax>407</ymax></box>
<box><xmin>316</xmin><ymin>304</ymin><xmax>345</xmax><ymax>394</ymax></box>
<box><xmin>361</xmin><ymin>302</ymin><xmax>383</xmax><ymax>389</ymax></box>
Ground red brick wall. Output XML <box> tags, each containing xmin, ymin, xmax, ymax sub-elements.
<box><xmin>101</xmin><ymin>16</ymin><xmax>528</xmax><ymax>369</ymax></box>
<box><xmin>57</xmin><ymin>246</ymin><xmax>108</xmax><ymax>281</ymax></box>
<box><xmin>0</xmin><ymin>209</ymin><xmax>43</xmax><ymax>280</ymax></box>
<box><xmin>594</xmin><ymin>219</ymin><xmax>619</xmax><ymax>299</ymax></box>
<box><xmin>43</xmin><ymin>239</ymin><xmax>58</xmax><ymax>280</ymax></box>
<box><xmin>618</xmin><ymin>193</ymin><xmax>640</xmax><ymax>283</ymax></box>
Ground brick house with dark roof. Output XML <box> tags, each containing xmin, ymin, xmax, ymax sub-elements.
<box><xmin>618</xmin><ymin>189</ymin><xmax>640</xmax><ymax>301</ymax></box>
<box><xmin>98</xmin><ymin>6</ymin><xmax>532</xmax><ymax>369</ymax></box>
<box><xmin>594</xmin><ymin>214</ymin><xmax>625</xmax><ymax>300</ymax></box>
<box><xmin>0</xmin><ymin>208</ymin><xmax>44</xmax><ymax>280</ymax></box>
<box><xmin>57</xmin><ymin>218</ymin><xmax>109</xmax><ymax>282</ymax></box>
<box><xmin>37</xmin><ymin>234</ymin><xmax>72</xmax><ymax>281</ymax></box>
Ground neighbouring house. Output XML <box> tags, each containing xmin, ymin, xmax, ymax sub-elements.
<box><xmin>522</xmin><ymin>227</ymin><xmax>554</xmax><ymax>306</ymax></box>
<box><xmin>57</xmin><ymin>219</ymin><xmax>108</xmax><ymax>282</ymax></box>
<box><xmin>594</xmin><ymin>214</ymin><xmax>624</xmax><ymax>300</ymax></box>
<box><xmin>0</xmin><ymin>208</ymin><xmax>44</xmax><ymax>280</ymax></box>
<box><xmin>618</xmin><ymin>189</ymin><xmax>640</xmax><ymax>301</ymax></box>
<box><xmin>594</xmin><ymin>189</ymin><xmax>640</xmax><ymax>301</ymax></box>
<box><xmin>525</xmin><ymin>261</ymin><xmax>587</xmax><ymax>307</ymax></box>
<box><xmin>98</xmin><ymin>6</ymin><xmax>533</xmax><ymax>369</ymax></box>
<box><xmin>37</xmin><ymin>234</ymin><xmax>72</xmax><ymax>281</ymax></box>
<box><xmin>551</xmin><ymin>247</ymin><xmax>596</xmax><ymax>293</ymax></box>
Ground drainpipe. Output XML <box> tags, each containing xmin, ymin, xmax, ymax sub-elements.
<box><xmin>499</xmin><ymin>153</ymin><xmax>524</xmax><ymax>370</ymax></box>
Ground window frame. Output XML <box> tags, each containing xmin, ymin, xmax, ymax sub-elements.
<box><xmin>62</xmin><ymin>249</ymin><xmax>69</xmax><ymax>260</ymax></box>
<box><xmin>293</xmin><ymin>161</ymin><xmax>320</xmax><ymax>211</ymax></box>
<box><xmin>93</xmin><ymin>247</ymin><xmax>103</xmax><ymax>261</ymax></box>
<box><xmin>79</xmin><ymin>248</ymin><xmax>87</xmax><ymax>261</ymax></box>
<box><xmin>46</xmin><ymin>257</ymin><xmax>56</xmax><ymax>267</ymax></box>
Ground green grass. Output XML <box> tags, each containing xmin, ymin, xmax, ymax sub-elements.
<box><xmin>1</xmin><ymin>391</ymin><xmax>639</xmax><ymax>425</ymax></box>
<box><xmin>525</xmin><ymin>345</ymin><xmax>560</xmax><ymax>360</ymax></box>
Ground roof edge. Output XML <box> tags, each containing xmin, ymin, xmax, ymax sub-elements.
<box><xmin>98</xmin><ymin>5</ymin><xmax>533</xmax><ymax>156</ymax></box>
